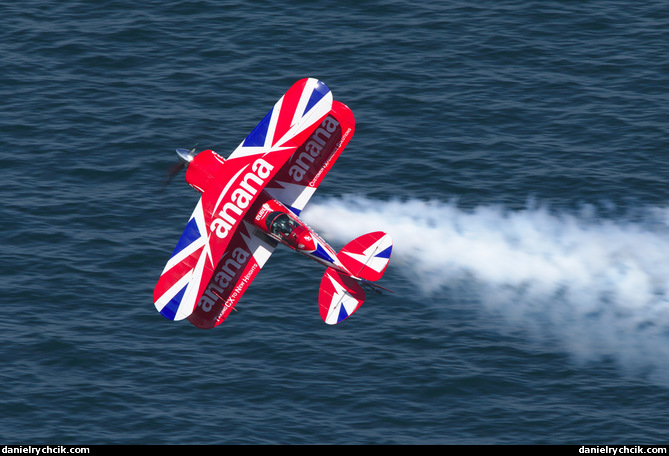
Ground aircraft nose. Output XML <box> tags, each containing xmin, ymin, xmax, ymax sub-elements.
<box><xmin>176</xmin><ymin>148</ymin><xmax>196</xmax><ymax>164</ymax></box>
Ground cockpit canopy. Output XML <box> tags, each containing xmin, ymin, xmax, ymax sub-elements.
<box><xmin>267</xmin><ymin>212</ymin><xmax>298</xmax><ymax>239</ymax></box>
<box><xmin>265</xmin><ymin>211</ymin><xmax>315</xmax><ymax>252</ymax></box>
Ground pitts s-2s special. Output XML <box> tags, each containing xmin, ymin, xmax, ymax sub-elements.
<box><xmin>154</xmin><ymin>78</ymin><xmax>392</xmax><ymax>329</ymax></box>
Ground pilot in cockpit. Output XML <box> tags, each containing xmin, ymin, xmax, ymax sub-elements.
<box><xmin>268</xmin><ymin>212</ymin><xmax>298</xmax><ymax>240</ymax></box>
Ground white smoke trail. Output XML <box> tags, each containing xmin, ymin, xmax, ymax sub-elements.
<box><xmin>302</xmin><ymin>196</ymin><xmax>669</xmax><ymax>384</ymax></box>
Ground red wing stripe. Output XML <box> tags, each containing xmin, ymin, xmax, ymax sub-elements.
<box><xmin>272</xmin><ymin>79</ymin><xmax>307</xmax><ymax>145</ymax></box>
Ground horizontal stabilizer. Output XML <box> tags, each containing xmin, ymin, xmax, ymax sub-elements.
<box><xmin>319</xmin><ymin>268</ymin><xmax>366</xmax><ymax>325</ymax></box>
<box><xmin>337</xmin><ymin>231</ymin><xmax>392</xmax><ymax>282</ymax></box>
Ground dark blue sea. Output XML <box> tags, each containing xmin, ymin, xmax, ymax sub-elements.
<box><xmin>2</xmin><ymin>0</ymin><xmax>669</xmax><ymax>445</ymax></box>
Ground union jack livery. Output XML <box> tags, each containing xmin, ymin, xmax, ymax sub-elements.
<box><xmin>154</xmin><ymin>78</ymin><xmax>393</xmax><ymax>328</ymax></box>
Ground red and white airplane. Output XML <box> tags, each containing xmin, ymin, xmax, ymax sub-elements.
<box><xmin>154</xmin><ymin>78</ymin><xmax>393</xmax><ymax>328</ymax></box>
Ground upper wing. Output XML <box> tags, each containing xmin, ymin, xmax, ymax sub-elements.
<box><xmin>263</xmin><ymin>100</ymin><xmax>355</xmax><ymax>215</ymax></box>
<box><xmin>228</xmin><ymin>78</ymin><xmax>334</xmax><ymax>161</ymax></box>
<box><xmin>154</xmin><ymin>78</ymin><xmax>333</xmax><ymax>322</ymax></box>
<box><xmin>153</xmin><ymin>197</ymin><xmax>212</xmax><ymax>321</ymax></box>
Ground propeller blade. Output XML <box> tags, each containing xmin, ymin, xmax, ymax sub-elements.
<box><xmin>161</xmin><ymin>144</ymin><xmax>198</xmax><ymax>188</ymax></box>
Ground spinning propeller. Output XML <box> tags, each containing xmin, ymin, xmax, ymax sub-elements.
<box><xmin>163</xmin><ymin>144</ymin><xmax>198</xmax><ymax>187</ymax></box>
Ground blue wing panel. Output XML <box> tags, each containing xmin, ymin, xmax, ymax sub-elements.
<box><xmin>242</xmin><ymin>109</ymin><xmax>273</xmax><ymax>147</ymax></box>
<box><xmin>304</xmin><ymin>81</ymin><xmax>330</xmax><ymax>116</ymax></box>
<box><xmin>170</xmin><ymin>217</ymin><xmax>202</xmax><ymax>259</ymax></box>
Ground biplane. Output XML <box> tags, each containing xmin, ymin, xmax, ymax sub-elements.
<box><xmin>154</xmin><ymin>78</ymin><xmax>392</xmax><ymax>328</ymax></box>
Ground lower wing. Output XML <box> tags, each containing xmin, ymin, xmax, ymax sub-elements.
<box><xmin>263</xmin><ymin>100</ymin><xmax>356</xmax><ymax>215</ymax></box>
<box><xmin>186</xmin><ymin>221</ymin><xmax>278</xmax><ymax>329</ymax></box>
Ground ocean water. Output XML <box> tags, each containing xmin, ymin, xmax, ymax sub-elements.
<box><xmin>1</xmin><ymin>0</ymin><xmax>669</xmax><ymax>445</ymax></box>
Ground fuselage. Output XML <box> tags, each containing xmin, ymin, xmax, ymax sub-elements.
<box><xmin>249</xmin><ymin>191</ymin><xmax>355</xmax><ymax>277</ymax></box>
<box><xmin>182</xmin><ymin>148</ymin><xmax>355</xmax><ymax>279</ymax></box>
